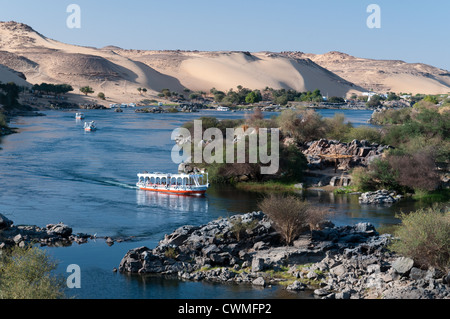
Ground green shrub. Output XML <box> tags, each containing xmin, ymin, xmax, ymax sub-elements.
<box><xmin>349</xmin><ymin>167</ymin><xmax>374</xmax><ymax>192</ymax></box>
<box><xmin>164</xmin><ymin>247</ymin><xmax>179</xmax><ymax>260</ymax></box>
<box><xmin>166</xmin><ymin>107</ymin><xmax>179</xmax><ymax>113</ymax></box>
<box><xmin>344</xmin><ymin>126</ymin><xmax>383</xmax><ymax>144</ymax></box>
<box><xmin>389</xmin><ymin>205</ymin><xmax>450</xmax><ymax>271</ymax></box>
<box><xmin>0</xmin><ymin>246</ymin><xmax>66</xmax><ymax>299</ymax></box>
<box><xmin>323</xmin><ymin>113</ymin><xmax>352</xmax><ymax>141</ymax></box>
<box><xmin>277</xmin><ymin>109</ymin><xmax>325</xmax><ymax>144</ymax></box>
<box><xmin>229</xmin><ymin>217</ymin><xmax>259</xmax><ymax>241</ymax></box>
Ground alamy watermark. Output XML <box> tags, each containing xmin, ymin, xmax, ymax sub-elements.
<box><xmin>66</xmin><ymin>264</ymin><xmax>81</xmax><ymax>288</ymax></box>
<box><xmin>66</xmin><ymin>4</ymin><xmax>81</xmax><ymax>29</ymax></box>
<box><xmin>171</xmin><ymin>120</ymin><xmax>280</xmax><ymax>175</ymax></box>
<box><xmin>367</xmin><ymin>4</ymin><xmax>381</xmax><ymax>29</ymax></box>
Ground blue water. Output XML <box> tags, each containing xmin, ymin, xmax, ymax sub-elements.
<box><xmin>0</xmin><ymin>108</ymin><xmax>411</xmax><ymax>299</ymax></box>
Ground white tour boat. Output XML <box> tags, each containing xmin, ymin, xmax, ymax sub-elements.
<box><xmin>136</xmin><ymin>172</ymin><xmax>209</xmax><ymax>196</ymax></box>
<box><xmin>84</xmin><ymin>121</ymin><xmax>97</xmax><ymax>132</ymax></box>
<box><xmin>75</xmin><ymin>112</ymin><xmax>85</xmax><ymax>120</ymax></box>
<box><xmin>217</xmin><ymin>106</ymin><xmax>230</xmax><ymax>111</ymax></box>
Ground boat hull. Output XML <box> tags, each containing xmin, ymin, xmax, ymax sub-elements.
<box><xmin>137</xmin><ymin>185</ymin><xmax>207</xmax><ymax>196</ymax></box>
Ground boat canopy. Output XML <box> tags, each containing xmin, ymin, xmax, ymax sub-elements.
<box><xmin>137</xmin><ymin>172</ymin><xmax>208</xmax><ymax>187</ymax></box>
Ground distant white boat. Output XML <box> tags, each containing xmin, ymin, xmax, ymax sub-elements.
<box><xmin>84</xmin><ymin>121</ymin><xmax>97</xmax><ymax>132</ymax></box>
<box><xmin>217</xmin><ymin>106</ymin><xmax>230</xmax><ymax>111</ymax></box>
<box><xmin>109</xmin><ymin>104</ymin><xmax>119</xmax><ymax>108</ymax></box>
<box><xmin>128</xmin><ymin>103</ymin><xmax>136</xmax><ymax>108</ymax></box>
<box><xmin>75</xmin><ymin>112</ymin><xmax>85</xmax><ymax>120</ymax></box>
<box><xmin>121</xmin><ymin>103</ymin><xmax>128</xmax><ymax>108</ymax></box>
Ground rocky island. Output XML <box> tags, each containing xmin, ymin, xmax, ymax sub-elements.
<box><xmin>118</xmin><ymin>211</ymin><xmax>450</xmax><ymax>299</ymax></box>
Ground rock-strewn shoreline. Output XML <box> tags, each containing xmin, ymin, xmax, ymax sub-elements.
<box><xmin>118</xmin><ymin>211</ymin><xmax>450</xmax><ymax>299</ymax></box>
<box><xmin>0</xmin><ymin>213</ymin><xmax>92</xmax><ymax>248</ymax></box>
<box><xmin>0</xmin><ymin>213</ymin><xmax>129</xmax><ymax>248</ymax></box>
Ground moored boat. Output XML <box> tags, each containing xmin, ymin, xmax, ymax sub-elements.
<box><xmin>84</xmin><ymin>121</ymin><xmax>97</xmax><ymax>132</ymax></box>
<box><xmin>75</xmin><ymin>112</ymin><xmax>85</xmax><ymax>120</ymax></box>
<box><xmin>217</xmin><ymin>106</ymin><xmax>230</xmax><ymax>111</ymax></box>
<box><xmin>136</xmin><ymin>172</ymin><xmax>209</xmax><ymax>195</ymax></box>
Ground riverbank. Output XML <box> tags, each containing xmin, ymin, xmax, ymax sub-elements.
<box><xmin>118</xmin><ymin>211</ymin><xmax>450</xmax><ymax>299</ymax></box>
<box><xmin>0</xmin><ymin>213</ymin><xmax>136</xmax><ymax>249</ymax></box>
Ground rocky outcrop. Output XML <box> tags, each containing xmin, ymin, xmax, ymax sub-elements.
<box><xmin>118</xmin><ymin>211</ymin><xmax>450</xmax><ymax>299</ymax></box>
<box><xmin>309</xmin><ymin>252</ymin><xmax>449</xmax><ymax>299</ymax></box>
<box><xmin>0</xmin><ymin>213</ymin><xmax>93</xmax><ymax>248</ymax></box>
<box><xmin>359</xmin><ymin>190</ymin><xmax>403</xmax><ymax>205</ymax></box>
<box><xmin>303</xmin><ymin>139</ymin><xmax>391</xmax><ymax>170</ymax></box>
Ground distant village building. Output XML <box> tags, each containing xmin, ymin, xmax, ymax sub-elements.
<box><xmin>362</xmin><ymin>92</ymin><xmax>377</xmax><ymax>101</ymax></box>
<box><xmin>362</xmin><ymin>92</ymin><xmax>388</xmax><ymax>101</ymax></box>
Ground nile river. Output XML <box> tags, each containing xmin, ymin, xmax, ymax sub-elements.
<box><xmin>0</xmin><ymin>108</ymin><xmax>421</xmax><ymax>299</ymax></box>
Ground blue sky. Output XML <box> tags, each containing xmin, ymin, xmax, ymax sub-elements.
<box><xmin>1</xmin><ymin>0</ymin><xmax>449</xmax><ymax>70</ymax></box>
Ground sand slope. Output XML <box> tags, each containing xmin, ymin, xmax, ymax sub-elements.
<box><xmin>0</xmin><ymin>21</ymin><xmax>448</xmax><ymax>105</ymax></box>
<box><xmin>288</xmin><ymin>51</ymin><xmax>450</xmax><ymax>95</ymax></box>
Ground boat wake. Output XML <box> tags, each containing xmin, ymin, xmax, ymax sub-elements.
<box><xmin>101</xmin><ymin>180</ymin><xmax>138</xmax><ymax>190</ymax></box>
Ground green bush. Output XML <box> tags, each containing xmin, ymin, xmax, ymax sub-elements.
<box><xmin>389</xmin><ymin>205</ymin><xmax>450</xmax><ymax>271</ymax></box>
<box><xmin>323</xmin><ymin>113</ymin><xmax>352</xmax><ymax>141</ymax></box>
<box><xmin>0</xmin><ymin>246</ymin><xmax>66</xmax><ymax>299</ymax></box>
<box><xmin>344</xmin><ymin>126</ymin><xmax>383</xmax><ymax>144</ymax></box>
<box><xmin>229</xmin><ymin>216</ymin><xmax>259</xmax><ymax>241</ymax></box>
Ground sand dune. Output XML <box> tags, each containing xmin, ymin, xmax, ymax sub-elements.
<box><xmin>0</xmin><ymin>21</ymin><xmax>448</xmax><ymax>105</ymax></box>
<box><xmin>0</xmin><ymin>64</ymin><xmax>29</xmax><ymax>86</ymax></box>
<box><xmin>288</xmin><ymin>51</ymin><xmax>450</xmax><ymax>95</ymax></box>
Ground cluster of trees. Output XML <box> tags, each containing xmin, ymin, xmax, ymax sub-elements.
<box><xmin>209</xmin><ymin>86</ymin><xmax>262</xmax><ymax>105</ymax></box>
<box><xmin>207</xmin><ymin>86</ymin><xmax>324</xmax><ymax>106</ymax></box>
<box><xmin>181</xmin><ymin>111</ymin><xmax>308</xmax><ymax>184</ymax></box>
<box><xmin>276</xmin><ymin>109</ymin><xmax>382</xmax><ymax>145</ymax></box>
<box><xmin>0</xmin><ymin>82</ymin><xmax>21</xmax><ymax>110</ymax></box>
<box><xmin>180</xmin><ymin>107</ymin><xmax>386</xmax><ymax>184</ymax></box>
<box><xmin>79</xmin><ymin>86</ymin><xmax>94</xmax><ymax>96</ymax></box>
<box><xmin>137</xmin><ymin>87</ymin><xmax>148</xmax><ymax>95</ymax></box>
<box><xmin>158</xmin><ymin>85</ymin><xmax>325</xmax><ymax>106</ymax></box>
<box><xmin>158</xmin><ymin>88</ymin><xmax>182</xmax><ymax>99</ymax></box>
<box><xmin>32</xmin><ymin>83</ymin><xmax>73</xmax><ymax>95</ymax></box>
<box><xmin>352</xmin><ymin>105</ymin><xmax>449</xmax><ymax>195</ymax></box>
<box><xmin>263</xmin><ymin>88</ymin><xmax>323</xmax><ymax>105</ymax></box>
<box><xmin>30</xmin><ymin>82</ymin><xmax>112</xmax><ymax>101</ymax></box>
<box><xmin>182</xmin><ymin>102</ymin><xmax>448</xmax><ymax>197</ymax></box>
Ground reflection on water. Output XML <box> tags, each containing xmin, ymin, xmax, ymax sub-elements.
<box><xmin>136</xmin><ymin>189</ymin><xmax>209</xmax><ymax>213</ymax></box>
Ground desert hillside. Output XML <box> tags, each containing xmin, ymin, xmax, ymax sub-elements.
<box><xmin>0</xmin><ymin>21</ymin><xmax>361</xmax><ymax>103</ymax></box>
<box><xmin>283</xmin><ymin>51</ymin><xmax>450</xmax><ymax>95</ymax></box>
<box><xmin>0</xmin><ymin>21</ymin><xmax>449</xmax><ymax>105</ymax></box>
